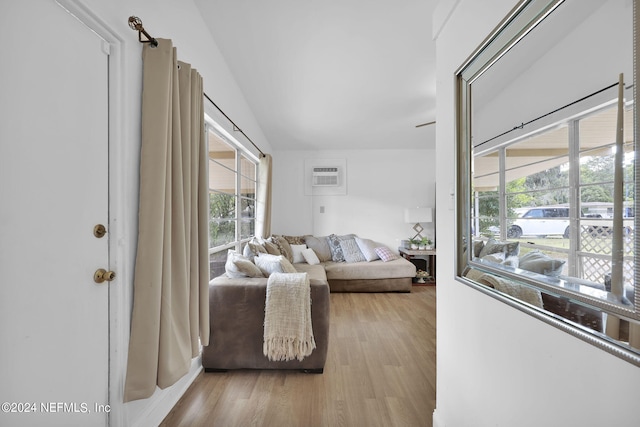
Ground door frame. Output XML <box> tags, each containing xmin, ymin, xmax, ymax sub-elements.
<box><xmin>55</xmin><ymin>1</ymin><xmax>128</xmax><ymax>424</ymax></box>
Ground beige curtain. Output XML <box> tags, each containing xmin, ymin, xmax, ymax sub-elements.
<box><xmin>604</xmin><ymin>75</ymin><xmax>640</xmax><ymax>349</ymax></box>
<box><xmin>255</xmin><ymin>154</ymin><xmax>272</xmax><ymax>239</ymax></box>
<box><xmin>124</xmin><ymin>39</ymin><xmax>209</xmax><ymax>402</ymax></box>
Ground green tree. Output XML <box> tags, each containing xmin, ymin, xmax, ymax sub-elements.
<box><xmin>624</xmin><ymin>158</ymin><xmax>635</xmax><ymax>201</ymax></box>
<box><xmin>579</xmin><ymin>154</ymin><xmax>636</xmax><ymax>202</ymax></box>
<box><xmin>506</xmin><ymin>177</ymin><xmax>534</xmax><ymax>212</ymax></box>
<box><xmin>580</xmin><ymin>185</ymin><xmax>612</xmax><ymax>202</ymax></box>
<box><xmin>209</xmin><ymin>192</ymin><xmax>236</xmax><ymax>247</ymax></box>
<box><xmin>477</xmin><ymin>190</ymin><xmax>499</xmax><ymax>234</ymax></box>
<box><xmin>580</xmin><ymin>155</ymin><xmax>614</xmax><ymax>186</ymax></box>
<box><xmin>477</xmin><ymin>180</ymin><xmax>531</xmax><ymax>235</ymax></box>
<box><xmin>524</xmin><ymin>165</ymin><xmax>569</xmax><ymax>205</ymax></box>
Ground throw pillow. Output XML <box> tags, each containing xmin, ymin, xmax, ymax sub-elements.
<box><xmin>355</xmin><ymin>237</ymin><xmax>380</xmax><ymax>262</ymax></box>
<box><xmin>340</xmin><ymin>238</ymin><xmax>366</xmax><ymax>263</ymax></box>
<box><xmin>504</xmin><ymin>241</ymin><xmax>520</xmax><ymax>257</ymax></box>
<box><xmin>262</xmin><ymin>238</ymin><xmax>282</xmax><ymax>255</ymax></box>
<box><xmin>254</xmin><ymin>254</ymin><xmax>286</xmax><ymax>277</ymax></box>
<box><xmin>233</xmin><ymin>257</ymin><xmax>264</xmax><ymax>278</ymax></box>
<box><xmin>375</xmin><ymin>246</ymin><xmax>399</xmax><ymax>262</ymax></box>
<box><xmin>224</xmin><ymin>250</ymin><xmax>245</xmax><ymax>278</ymax></box>
<box><xmin>472</xmin><ymin>240</ymin><xmax>485</xmax><ymax>258</ymax></box>
<box><xmin>291</xmin><ymin>244</ymin><xmax>307</xmax><ymax>263</ymax></box>
<box><xmin>481</xmin><ymin>253</ymin><xmax>505</xmax><ymax>264</ymax></box>
<box><xmin>304</xmin><ymin>235</ymin><xmax>332</xmax><ymax>262</ymax></box>
<box><xmin>225</xmin><ymin>250</ymin><xmax>263</xmax><ymax>278</ymax></box>
<box><xmin>518</xmin><ymin>250</ymin><xmax>566</xmax><ymax>277</ymax></box>
<box><xmin>478</xmin><ymin>239</ymin><xmax>520</xmax><ymax>258</ymax></box>
<box><xmin>481</xmin><ymin>274</ymin><xmax>544</xmax><ymax>308</ymax></box>
<box><xmin>327</xmin><ymin>234</ymin><xmax>345</xmax><ymax>262</ymax></box>
<box><xmin>283</xmin><ymin>235</ymin><xmax>306</xmax><ymax>245</ymax></box>
<box><xmin>272</xmin><ymin>235</ymin><xmax>294</xmax><ymax>262</ymax></box>
<box><xmin>280</xmin><ymin>256</ymin><xmax>298</xmax><ymax>273</ymax></box>
<box><xmin>243</xmin><ymin>239</ymin><xmax>267</xmax><ymax>261</ymax></box>
<box><xmin>503</xmin><ymin>255</ymin><xmax>519</xmax><ymax>268</ymax></box>
<box><xmin>301</xmin><ymin>247</ymin><xmax>321</xmax><ymax>265</ymax></box>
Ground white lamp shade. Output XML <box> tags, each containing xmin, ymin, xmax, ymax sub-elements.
<box><xmin>404</xmin><ymin>207</ymin><xmax>433</xmax><ymax>223</ymax></box>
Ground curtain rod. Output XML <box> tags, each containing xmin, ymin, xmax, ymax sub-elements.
<box><xmin>476</xmin><ymin>81</ymin><xmax>630</xmax><ymax>148</ymax></box>
<box><xmin>203</xmin><ymin>93</ymin><xmax>265</xmax><ymax>158</ymax></box>
<box><xmin>128</xmin><ymin>16</ymin><xmax>266</xmax><ymax>158</ymax></box>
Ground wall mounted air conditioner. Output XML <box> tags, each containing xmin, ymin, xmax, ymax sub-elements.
<box><xmin>312</xmin><ymin>167</ymin><xmax>339</xmax><ymax>187</ymax></box>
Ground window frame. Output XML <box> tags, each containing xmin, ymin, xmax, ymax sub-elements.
<box><xmin>205</xmin><ymin>117</ymin><xmax>258</xmax><ymax>259</ymax></box>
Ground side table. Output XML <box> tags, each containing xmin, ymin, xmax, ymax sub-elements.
<box><xmin>398</xmin><ymin>247</ymin><xmax>436</xmax><ymax>285</ymax></box>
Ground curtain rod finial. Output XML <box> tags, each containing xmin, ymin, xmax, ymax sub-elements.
<box><xmin>128</xmin><ymin>16</ymin><xmax>158</xmax><ymax>47</ymax></box>
<box><xmin>128</xmin><ymin>16</ymin><xmax>142</xmax><ymax>31</ymax></box>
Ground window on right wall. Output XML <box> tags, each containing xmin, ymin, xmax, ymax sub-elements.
<box><xmin>456</xmin><ymin>0</ymin><xmax>640</xmax><ymax>366</ymax></box>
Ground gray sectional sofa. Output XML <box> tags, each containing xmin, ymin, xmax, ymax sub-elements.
<box><xmin>202</xmin><ymin>234</ymin><xmax>417</xmax><ymax>372</ymax></box>
<box><xmin>296</xmin><ymin>233</ymin><xmax>416</xmax><ymax>292</ymax></box>
<box><xmin>305</xmin><ymin>258</ymin><xmax>415</xmax><ymax>292</ymax></box>
<box><xmin>203</xmin><ymin>265</ymin><xmax>330</xmax><ymax>372</ymax></box>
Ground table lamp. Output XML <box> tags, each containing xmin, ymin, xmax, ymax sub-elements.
<box><xmin>404</xmin><ymin>207</ymin><xmax>433</xmax><ymax>241</ymax></box>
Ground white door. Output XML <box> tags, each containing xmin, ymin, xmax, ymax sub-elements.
<box><xmin>0</xmin><ymin>2</ymin><xmax>110</xmax><ymax>426</ymax></box>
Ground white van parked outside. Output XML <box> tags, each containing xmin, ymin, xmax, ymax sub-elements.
<box><xmin>508</xmin><ymin>206</ymin><xmax>570</xmax><ymax>238</ymax></box>
<box><xmin>508</xmin><ymin>204</ymin><xmax>634</xmax><ymax>238</ymax></box>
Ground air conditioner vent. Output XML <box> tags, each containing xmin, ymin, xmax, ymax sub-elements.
<box><xmin>312</xmin><ymin>167</ymin><xmax>339</xmax><ymax>187</ymax></box>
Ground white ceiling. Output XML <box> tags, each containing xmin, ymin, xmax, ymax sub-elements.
<box><xmin>193</xmin><ymin>0</ymin><xmax>438</xmax><ymax>151</ymax></box>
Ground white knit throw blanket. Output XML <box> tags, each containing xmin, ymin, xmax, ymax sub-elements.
<box><xmin>263</xmin><ymin>272</ymin><xmax>316</xmax><ymax>361</ymax></box>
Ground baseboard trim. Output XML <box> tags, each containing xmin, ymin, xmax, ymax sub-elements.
<box><xmin>128</xmin><ymin>356</ymin><xmax>203</xmax><ymax>427</ymax></box>
<box><xmin>432</xmin><ymin>409</ymin><xmax>445</xmax><ymax>427</ymax></box>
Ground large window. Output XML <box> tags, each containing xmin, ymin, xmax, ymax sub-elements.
<box><xmin>473</xmin><ymin>102</ymin><xmax>635</xmax><ymax>297</ymax></box>
<box><xmin>207</xmin><ymin>124</ymin><xmax>257</xmax><ymax>278</ymax></box>
<box><xmin>457</xmin><ymin>0</ymin><xmax>640</xmax><ymax>366</ymax></box>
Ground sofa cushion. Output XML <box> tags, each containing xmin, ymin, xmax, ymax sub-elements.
<box><xmin>304</xmin><ymin>235</ymin><xmax>332</xmax><ymax>262</ymax></box>
<box><xmin>340</xmin><ymin>238</ymin><xmax>366</xmax><ymax>263</ymax></box>
<box><xmin>323</xmin><ymin>257</ymin><xmax>415</xmax><ymax>281</ymax></box>
<box><xmin>292</xmin><ymin>262</ymin><xmax>328</xmax><ymax>284</ymax></box>
<box><xmin>355</xmin><ymin>237</ymin><xmax>380</xmax><ymax>262</ymax></box>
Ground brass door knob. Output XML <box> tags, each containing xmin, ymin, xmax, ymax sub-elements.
<box><xmin>94</xmin><ymin>268</ymin><xmax>116</xmax><ymax>283</ymax></box>
<box><xmin>94</xmin><ymin>224</ymin><xmax>107</xmax><ymax>238</ymax></box>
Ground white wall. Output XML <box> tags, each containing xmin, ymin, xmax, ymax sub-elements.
<box><xmin>433</xmin><ymin>1</ymin><xmax>640</xmax><ymax>426</ymax></box>
<box><xmin>272</xmin><ymin>149</ymin><xmax>436</xmax><ymax>250</ymax></box>
<box><xmin>52</xmin><ymin>0</ymin><xmax>272</xmax><ymax>426</ymax></box>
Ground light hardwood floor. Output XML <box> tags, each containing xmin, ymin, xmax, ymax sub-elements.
<box><xmin>160</xmin><ymin>286</ymin><xmax>436</xmax><ymax>427</ymax></box>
